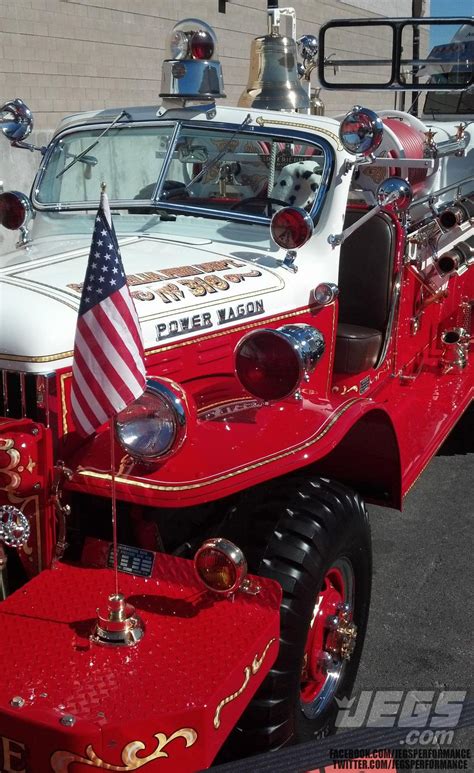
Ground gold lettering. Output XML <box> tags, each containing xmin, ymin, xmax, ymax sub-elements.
<box><xmin>1</xmin><ymin>736</ymin><xmax>26</xmax><ymax>773</ymax></box>
<box><xmin>127</xmin><ymin>271</ymin><xmax>166</xmax><ymax>286</ymax></box>
<box><xmin>202</xmin><ymin>274</ymin><xmax>230</xmax><ymax>291</ymax></box>
<box><xmin>156</xmin><ymin>283</ymin><xmax>185</xmax><ymax>303</ymax></box>
<box><xmin>140</xmin><ymin>271</ymin><xmax>166</xmax><ymax>283</ymax></box>
<box><xmin>160</xmin><ymin>266</ymin><xmax>204</xmax><ymax>279</ymax></box>
<box><xmin>223</xmin><ymin>273</ymin><xmax>243</xmax><ymax>283</ymax></box>
<box><xmin>180</xmin><ymin>278</ymin><xmax>212</xmax><ymax>297</ymax></box>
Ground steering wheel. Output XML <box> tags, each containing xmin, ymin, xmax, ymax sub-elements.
<box><xmin>230</xmin><ymin>197</ymin><xmax>289</xmax><ymax>216</ymax></box>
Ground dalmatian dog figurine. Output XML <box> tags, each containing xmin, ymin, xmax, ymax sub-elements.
<box><xmin>271</xmin><ymin>159</ymin><xmax>322</xmax><ymax>210</ymax></box>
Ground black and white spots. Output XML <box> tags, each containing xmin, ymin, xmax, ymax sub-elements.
<box><xmin>271</xmin><ymin>160</ymin><xmax>322</xmax><ymax>210</ymax></box>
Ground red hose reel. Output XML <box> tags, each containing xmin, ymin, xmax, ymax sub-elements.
<box><xmin>383</xmin><ymin>117</ymin><xmax>428</xmax><ymax>191</ymax></box>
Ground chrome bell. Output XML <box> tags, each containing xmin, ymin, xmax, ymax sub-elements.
<box><xmin>238</xmin><ymin>32</ymin><xmax>310</xmax><ymax>112</ymax></box>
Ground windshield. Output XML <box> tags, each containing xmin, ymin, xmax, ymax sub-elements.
<box><xmin>35</xmin><ymin>121</ymin><xmax>331</xmax><ymax>221</ymax></box>
<box><xmin>423</xmin><ymin>73</ymin><xmax>474</xmax><ymax>116</ymax></box>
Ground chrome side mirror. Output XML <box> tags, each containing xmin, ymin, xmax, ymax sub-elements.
<box><xmin>1</xmin><ymin>98</ymin><xmax>33</xmax><ymax>142</ymax></box>
<box><xmin>0</xmin><ymin>98</ymin><xmax>45</xmax><ymax>154</ymax></box>
<box><xmin>297</xmin><ymin>34</ymin><xmax>318</xmax><ymax>66</ymax></box>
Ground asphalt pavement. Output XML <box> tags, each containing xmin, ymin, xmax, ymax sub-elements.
<box><xmin>207</xmin><ymin>411</ymin><xmax>474</xmax><ymax>773</ymax></box>
<box><xmin>350</xmin><ymin>408</ymin><xmax>474</xmax><ymax>763</ymax></box>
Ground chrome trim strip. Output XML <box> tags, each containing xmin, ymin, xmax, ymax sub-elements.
<box><xmin>1</xmin><ymin>371</ymin><xmax>8</xmax><ymax>416</ymax></box>
<box><xmin>375</xmin><ymin>270</ymin><xmax>402</xmax><ymax>370</ymax></box>
<box><xmin>77</xmin><ymin>397</ymin><xmax>363</xmax><ymax>492</ymax></box>
<box><xmin>32</xmin><ymin>119</ymin><xmax>334</xmax><ymax>227</ymax></box>
<box><xmin>36</xmin><ymin>374</ymin><xmax>52</xmax><ymax>428</ymax></box>
<box><xmin>410</xmin><ymin>176</ymin><xmax>473</xmax><ymax>209</ymax></box>
<box><xmin>150</xmin><ymin>120</ymin><xmax>181</xmax><ymax>202</ymax></box>
<box><xmin>19</xmin><ymin>373</ymin><xmax>26</xmax><ymax>417</ymax></box>
<box><xmin>0</xmin><ymin>370</ymin><xmax>54</xmax><ymax>424</ymax></box>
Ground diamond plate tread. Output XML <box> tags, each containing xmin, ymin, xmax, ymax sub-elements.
<box><xmin>0</xmin><ymin>559</ymin><xmax>281</xmax><ymax>725</ymax></box>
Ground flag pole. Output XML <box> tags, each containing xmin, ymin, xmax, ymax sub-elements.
<box><xmin>86</xmin><ymin>181</ymin><xmax>144</xmax><ymax>647</ymax></box>
<box><xmin>101</xmin><ymin>181</ymin><xmax>120</xmax><ymax>598</ymax></box>
<box><xmin>110</xmin><ymin>419</ymin><xmax>119</xmax><ymax>597</ymax></box>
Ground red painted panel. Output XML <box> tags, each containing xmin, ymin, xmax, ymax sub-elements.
<box><xmin>0</xmin><ymin>554</ymin><xmax>281</xmax><ymax>772</ymax></box>
<box><xmin>0</xmin><ymin>419</ymin><xmax>55</xmax><ymax>576</ymax></box>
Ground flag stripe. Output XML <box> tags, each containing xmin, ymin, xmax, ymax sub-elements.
<box><xmin>85</xmin><ymin>306</ymin><xmax>144</xmax><ymax>397</ymax></box>
<box><xmin>74</xmin><ymin>324</ymin><xmax>132</xmax><ymax>411</ymax></box>
<box><xmin>71</xmin><ymin>350</ymin><xmax>111</xmax><ymax>433</ymax></box>
<box><xmin>114</xmin><ymin>286</ymin><xmax>146</xmax><ymax>357</ymax></box>
<box><xmin>71</xmin><ymin>377</ymin><xmax>100</xmax><ymax>436</ymax></box>
<box><xmin>92</xmin><ymin>287</ymin><xmax>145</xmax><ymax>383</ymax></box>
<box><xmin>72</xmin><ymin>339</ymin><xmax>123</xmax><ymax>417</ymax></box>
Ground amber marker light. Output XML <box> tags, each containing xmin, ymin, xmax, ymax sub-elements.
<box><xmin>194</xmin><ymin>538</ymin><xmax>247</xmax><ymax>595</ymax></box>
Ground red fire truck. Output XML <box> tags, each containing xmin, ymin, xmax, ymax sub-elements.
<box><xmin>0</xmin><ymin>7</ymin><xmax>472</xmax><ymax>771</ymax></box>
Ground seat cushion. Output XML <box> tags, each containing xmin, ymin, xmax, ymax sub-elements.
<box><xmin>335</xmin><ymin>323</ymin><xmax>383</xmax><ymax>374</ymax></box>
<box><xmin>338</xmin><ymin>211</ymin><xmax>395</xmax><ymax>332</ymax></box>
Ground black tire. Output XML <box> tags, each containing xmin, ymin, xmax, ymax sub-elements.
<box><xmin>220</xmin><ymin>475</ymin><xmax>371</xmax><ymax>755</ymax></box>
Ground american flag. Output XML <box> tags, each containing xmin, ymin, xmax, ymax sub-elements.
<box><xmin>71</xmin><ymin>192</ymin><xmax>146</xmax><ymax>436</ymax></box>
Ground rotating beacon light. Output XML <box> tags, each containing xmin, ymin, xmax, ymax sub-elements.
<box><xmin>160</xmin><ymin>19</ymin><xmax>225</xmax><ymax>101</ymax></box>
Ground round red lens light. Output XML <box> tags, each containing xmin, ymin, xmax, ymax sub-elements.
<box><xmin>0</xmin><ymin>192</ymin><xmax>29</xmax><ymax>230</ymax></box>
<box><xmin>235</xmin><ymin>329</ymin><xmax>301</xmax><ymax>401</ymax></box>
<box><xmin>196</xmin><ymin>548</ymin><xmax>236</xmax><ymax>591</ymax></box>
<box><xmin>270</xmin><ymin>206</ymin><xmax>314</xmax><ymax>250</ymax></box>
<box><xmin>190</xmin><ymin>30</ymin><xmax>214</xmax><ymax>60</ymax></box>
<box><xmin>194</xmin><ymin>538</ymin><xmax>247</xmax><ymax>595</ymax></box>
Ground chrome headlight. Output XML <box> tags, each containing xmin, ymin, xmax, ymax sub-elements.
<box><xmin>115</xmin><ymin>380</ymin><xmax>186</xmax><ymax>461</ymax></box>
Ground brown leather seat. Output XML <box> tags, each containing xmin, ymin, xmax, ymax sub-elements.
<box><xmin>334</xmin><ymin>210</ymin><xmax>395</xmax><ymax>374</ymax></box>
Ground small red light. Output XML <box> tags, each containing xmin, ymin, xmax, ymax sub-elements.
<box><xmin>235</xmin><ymin>330</ymin><xmax>301</xmax><ymax>401</ymax></box>
<box><xmin>190</xmin><ymin>30</ymin><xmax>214</xmax><ymax>60</ymax></box>
<box><xmin>270</xmin><ymin>206</ymin><xmax>314</xmax><ymax>250</ymax></box>
<box><xmin>0</xmin><ymin>192</ymin><xmax>28</xmax><ymax>230</ymax></box>
<box><xmin>195</xmin><ymin>547</ymin><xmax>237</xmax><ymax>592</ymax></box>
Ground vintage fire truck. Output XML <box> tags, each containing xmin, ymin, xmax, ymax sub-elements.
<box><xmin>0</xmin><ymin>7</ymin><xmax>472</xmax><ymax>772</ymax></box>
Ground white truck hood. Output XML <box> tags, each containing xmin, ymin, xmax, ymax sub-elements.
<box><xmin>0</xmin><ymin>233</ymin><xmax>291</xmax><ymax>373</ymax></box>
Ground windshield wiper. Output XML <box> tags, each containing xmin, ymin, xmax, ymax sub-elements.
<box><xmin>56</xmin><ymin>110</ymin><xmax>129</xmax><ymax>179</ymax></box>
<box><xmin>63</xmin><ymin>150</ymin><xmax>98</xmax><ymax>167</ymax></box>
<box><xmin>159</xmin><ymin>113</ymin><xmax>252</xmax><ymax>200</ymax></box>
